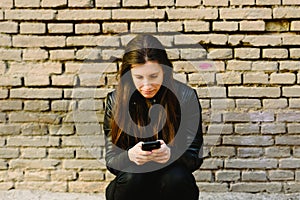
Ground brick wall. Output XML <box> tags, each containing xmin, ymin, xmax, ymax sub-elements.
<box><xmin>0</xmin><ymin>0</ymin><xmax>300</xmax><ymax>194</ymax></box>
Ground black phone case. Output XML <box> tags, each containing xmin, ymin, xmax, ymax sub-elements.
<box><xmin>142</xmin><ymin>141</ymin><xmax>161</xmax><ymax>151</ymax></box>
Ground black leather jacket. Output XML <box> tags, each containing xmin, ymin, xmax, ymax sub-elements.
<box><xmin>103</xmin><ymin>80</ymin><xmax>203</xmax><ymax>175</ymax></box>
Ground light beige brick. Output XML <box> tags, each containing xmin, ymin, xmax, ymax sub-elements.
<box><xmin>48</xmin><ymin>23</ymin><xmax>73</xmax><ymax>33</ymax></box>
<box><xmin>79</xmin><ymin>171</ymin><xmax>104</xmax><ymax>181</ymax></box>
<box><xmin>0</xmin><ymin>100</ymin><xmax>22</xmax><ymax>111</ymax></box>
<box><xmin>291</xmin><ymin>21</ymin><xmax>300</xmax><ymax>31</ymax></box>
<box><xmin>52</xmin><ymin>75</ymin><xmax>76</xmax><ymax>86</ymax></box>
<box><xmin>167</xmin><ymin>8</ymin><xmax>218</xmax><ymax>20</ymax></box>
<box><xmin>5</xmin><ymin>10</ymin><xmax>56</xmax><ymax>20</ymax></box>
<box><xmin>280</xmin><ymin>61</ymin><xmax>300</xmax><ymax>71</ymax></box>
<box><xmin>0</xmin><ymin>11</ymin><xmax>3</xmax><ymax>20</ymax></box>
<box><xmin>0</xmin><ymin>22</ymin><xmax>18</xmax><ymax>33</ymax></box>
<box><xmin>130</xmin><ymin>22</ymin><xmax>156</xmax><ymax>33</ymax></box>
<box><xmin>220</xmin><ymin>8</ymin><xmax>272</xmax><ymax>19</ymax></box>
<box><xmin>213</xmin><ymin>22</ymin><xmax>238</xmax><ymax>31</ymax></box>
<box><xmin>49</xmin><ymin>125</ymin><xmax>75</xmax><ymax>136</ymax></box>
<box><xmin>75</xmin><ymin>23</ymin><xmax>100</xmax><ymax>34</ymax></box>
<box><xmin>270</xmin><ymin>73</ymin><xmax>296</xmax><ymax>84</ymax></box>
<box><xmin>7</xmin><ymin>62</ymin><xmax>62</xmax><ymax>76</ymax></box>
<box><xmin>41</xmin><ymin>0</ymin><xmax>67</xmax><ymax>7</ymax></box>
<box><xmin>236</xmin><ymin>99</ymin><xmax>261</xmax><ymax>109</ymax></box>
<box><xmin>57</xmin><ymin>10</ymin><xmax>111</xmax><ymax>20</ymax></box>
<box><xmin>23</xmin><ymin>48</ymin><xmax>48</xmax><ymax>61</ymax></box>
<box><xmin>0</xmin><ymin>89</ymin><xmax>8</xmax><ymax>99</ymax></box>
<box><xmin>68</xmin><ymin>0</ymin><xmax>93</xmax><ymax>7</ymax></box>
<box><xmin>158</xmin><ymin>22</ymin><xmax>183</xmax><ymax>32</ymax></box>
<box><xmin>50</xmin><ymin>50</ymin><xmax>75</xmax><ymax>61</ymax></box>
<box><xmin>242</xmin><ymin>171</ymin><xmax>267</xmax><ymax>181</ymax></box>
<box><xmin>67</xmin><ymin>36</ymin><xmax>119</xmax><ymax>47</ymax></box>
<box><xmin>195</xmin><ymin>87</ymin><xmax>226</xmax><ymax>98</ymax></box>
<box><xmin>189</xmin><ymin>73</ymin><xmax>215</xmax><ymax>85</ymax></box>
<box><xmin>208</xmin><ymin>49</ymin><xmax>232</xmax><ymax>59</ymax></box>
<box><xmin>263</xmin><ymin>49</ymin><xmax>288</xmax><ymax>59</ymax></box>
<box><xmin>239</xmin><ymin>21</ymin><xmax>265</xmax><ymax>31</ymax></box>
<box><xmin>203</xmin><ymin>0</ymin><xmax>228</xmax><ymax>6</ymax></box>
<box><xmin>10</xmin><ymin>88</ymin><xmax>62</xmax><ymax>99</ymax></box>
<box><xmin>24</xmin><ymin>100</ymin><xmax>49</xmax><ymax>111</ymax></box>
<box><xmin>20</xmin><ymin>23</ymin><xmax>46</xmax><ymax>34</ymax></box>
<box><xmin>0</xmin><ymin>148</ymin><xmax>19</xmax><ymax>158</ymax></box>
<box><xmin>149</xmin><ymin>0</ymin><xmax>174</xmax><ymax>6</ymax></box>
<box><xmin>49</xmin><ymin>149</ymin><xmax>75</xmax><ymax>159</ymax></box>
<box><xmin>283</xmin><ymin>0</ymin><xmax>300</xmax><ymax>4</ymax></box>
<box><xmin>13</xmin><ymin>36</ymin><xmax>66</xmax><ymax>47</ymax></box>
<box><xmin>25</xmin><ymin>171</ymin><xmax>50</xmax><ymax>181</ymax></box>
<box><xmin>184</xmin><ymin>21</ymin><xmax>210</xmax><ymax>32</ymax></box>
<box><xmin>15</xmin><ymin>0</ymin><xmax>40</xmax><ymax>7</ymax></box>
<box><xmin>252</xmin><ymin>61</ymin><xmax>278</xmax><ymax>72</ymax></box>
<box><xmin>102</xmin><ymin>22</ymin><xmax>128</xmax><ymax>33</ymax></box>
<box><xmin>226</xmin><ymin>60</ymin><xmax>251</xmax><ymax>71</ymax></box>
<box><xmin>211</xmin><ymin>99</ymin><xmax>235</xmax><ymax>110</ymax></box>
<box><xmin>261</xmin><ymin>123</ymin><xmax>286</xmax><ymax>134</ymax></box>
<box><xmin>229</xmin><ymin>87</ymin><xmax>280</xmax><ymax>98</ymax></box>
<box><xmin>0</xmin><ymin>76</ymin><xmax>21</xmax><ymax>87</ymax></box>
<box><xmin>123</xmin><ymin>0</ymin><xmax>147</xmax><ymax>7</ymax></box>
<box><xmin>224</xmin><ymin>136</ymin><xmax>274</xmax><ymax>146</ymax></box>
<box><xmin>180</xmin><ymin>48</ymin><xmax>206</xmax><ymax>60</ymax></box>
<box><xmin>243</xmin><ymin>72</ymin><xmax>268</xmax><ymax>84</ymax></box>
<box><xmin>113</xmin><ymin>9</ymin><xmax>165</xmax><ymax>20</ymax></box>
<box><xmin>25</xmin><ymin>75</ymin><xmax>50</xmax><ymax>86</ymax></box>
<box><xmin>96</xmin><ymin>0</ymin><xmax>120</xmax><ymax>7</ymax></box>
<box><xmin>51</xmin><ymin>170</ymin><xmax>76</xmax><ymax>181</ymax></box>
<box><xmin>230</xmin><ymin>0</ymin><xmax>255</xmax><ymax>5</ymax></box>
<box><xmin>0</xmin><ymin>0</ymin><xmax>13</xmax><ymax>8</ymax></box>
<box><xmin>289</xmin><ymin>124</ymin><xmax>300</xmax><ymax>134</ymax></box>
<box><xmin>0</xmin><ymin>49</ymin><xmax>22</xmax><ymax>61</ymax></box>
<box><xmin>238</xmin><ymin>147</ymin><xmax>263</xmax><ymax>158</ymax></box>
<box><xmin>101</xmin><ymin>49</ymin><xmax>124</xmax><ymax>60</ymax></box>
<box><xmin>265</xmin><ymin>147</ymin><xmax>291</xmax><ymax>158</ymax></box>
<box><xmin>289</xmin><ymin>99</ymin><xmax>300</xmax><ymax>108</ymax></box>
<box><xmin>290</xmin><ymin>48</ymin><xmax>300</xmax><ymax>58</ymax></box>
<box><xmin>235</xmin><ymin>123</ymin><xmax>260</xmax><ymax>134</ymax></box>
<box><xmin>266</xmin><ymin>21</ymin><xmax>289</xmax><ymax>32</ymax></box>
<box><xmin>235</xmin><ymin>48</ymin><xmax>260</xmax><ymax>59</ymax></box>
<box><xmin>0</xmin><ymin>182</ymin><xmax>13</xmax><ymax>190</ymax></box>
<box><xmin>243</xmin><ymin>35</ymin><xmax>281</xmax><ymax>46</ymax></box>
<box><xmin>256</xmin><ymin>0</ymin><xmax>281</xmax><ymax>5</ymax></box>
<box><xmin>263</xmin><ymin>99</ymin><xmax>288</xmax><ymax>109</ymax></box>
<box><xmin>176</xmin><ymin>0</ymin><xmax>201</xmax><ymax>6</ymax></box>
<box><xmin>274</xmin><ymin>7</ymin><xmax>300</xmax><ymax>19</ymax></box>
<box><xmin>211</xmin><ymin>146</ymin><xmax>235</xmax><ymax>157</ymax></box>
<box><xmin>0</xmin><ymin>62</ymin><xmax>5</xmax><ymax>74</ymax></box>
<box><xmin>216</xmin><ymin>72</ymin><xmax>241</xmax><ymax>85</ymax></box>
<box><xmin>175</xmin><ymin>34</ymin><xmax>228</xmax><ymax>45</ymax></box>
<box><xmin>283</xmin><ymin>86</ymin><xmax>300</xmax><ymax>97</ymax></box>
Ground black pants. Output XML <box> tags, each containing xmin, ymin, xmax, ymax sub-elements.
<box><xmin>105</xmin><ymin>164</ymin><xmax>199</xmax><ymax>200</ymax></box>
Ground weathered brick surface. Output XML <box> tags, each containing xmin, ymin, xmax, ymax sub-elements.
<box><xmin>0</xmin><ymin>0</ymin><xmax>299</xmax><ymax>195</ymax></box>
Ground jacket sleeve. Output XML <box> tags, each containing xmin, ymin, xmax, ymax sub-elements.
<box><xmin>170</xmin><ymin>88</ymin><xmax>203</xmax><ymax>172</ymax></box>
<box><xmin>103</xmin><ymin>91</ymin><xmax>132</xmax><ymax>175</ymax></box>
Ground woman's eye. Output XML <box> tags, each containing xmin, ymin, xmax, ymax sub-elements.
<box><xmin>136</xmin><ymin>76</ymin><xmax>143</xmax><ymax>79</ymax></box>
<box><xmin>150</xmin><ymin>75</ymin><xmax>158</xmax><ymax>79</ymax></box>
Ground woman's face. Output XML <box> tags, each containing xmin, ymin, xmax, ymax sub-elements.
<box><xmin>131</xmin><ymin>61</ymin><xmax>164</xmax><ymax>99</ymax></box>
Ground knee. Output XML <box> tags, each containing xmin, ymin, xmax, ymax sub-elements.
<box><xmin>161</xmin><ymin>165</ymin><xmax>193</xmax><ymax>185</ymax></box>
<box><xmin>116</xmin><ymin>172</ymin><xmax>143</xmax><ymax>187</ymax></box>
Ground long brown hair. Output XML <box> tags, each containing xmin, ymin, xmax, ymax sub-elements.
<box><xmin>111</xmin><ymin>34</ymin><xmax>180</xmax><ymax>149</ymax></box>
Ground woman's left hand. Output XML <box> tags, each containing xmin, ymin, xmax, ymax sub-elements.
<box><xmin>149</xmin><ymin>140</ymin><xmax>171</xmax><ymax>164</ymax></box>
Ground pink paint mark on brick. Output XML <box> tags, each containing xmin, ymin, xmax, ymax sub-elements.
<box><xmin>199</xmin><ymin>63</ymin><xmax>212</xmax><ymax>69</ymax></box>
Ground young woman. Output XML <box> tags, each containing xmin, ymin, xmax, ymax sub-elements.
<box><xmin>104</xmin><ymin>34</ymin><xmax>203</xmax><ymax>200</ymax></box>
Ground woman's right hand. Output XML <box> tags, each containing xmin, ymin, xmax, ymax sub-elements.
<box><xmin>128</xmin><ymin>142</ymin><xmax>152</xmax><ymax>165</ymax></box>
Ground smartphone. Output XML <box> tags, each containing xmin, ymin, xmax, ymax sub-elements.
<box><xmin>142</xmin><ymin>141</ymin><xmax>161</xmax><ymax>151</ymax></box>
